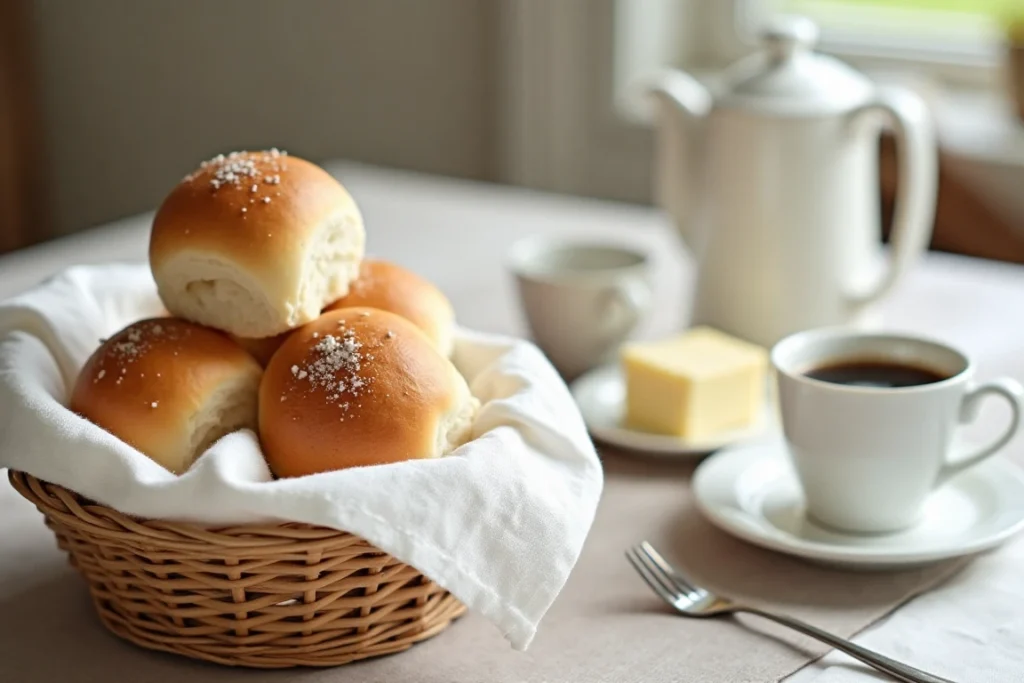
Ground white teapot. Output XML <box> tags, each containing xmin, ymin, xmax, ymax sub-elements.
<box><xmin>649</xmin><ymin>16</ymin><xmax>937</xmax><ymax>348</ymax></box>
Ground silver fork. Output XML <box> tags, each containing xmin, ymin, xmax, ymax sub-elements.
<box><xmin>626</xmin><ymin>541</ymin><xmax>957</xmax><ymax>683</ymax></box>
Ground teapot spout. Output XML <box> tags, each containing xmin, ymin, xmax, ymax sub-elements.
<box><xmin>648</xmin><ymin>70</ymin><xmax>712</xmax><ymax>251</ymax></box>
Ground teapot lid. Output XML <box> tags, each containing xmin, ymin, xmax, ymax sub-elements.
<box><xmin>717</xmin><ymin>16</ymin><xmax>874</xmax><ymax>115</ymax></box>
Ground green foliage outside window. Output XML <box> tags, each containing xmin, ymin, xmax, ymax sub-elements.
<box><xmin>783</xmin><ymin>0</ymin><xmax>1019</xmax><ymax>22</ymax></box>
<box><xmin>782</xmin><ymin>0</ymin><xmax>1024</xmax><ymax>41</ymax></box>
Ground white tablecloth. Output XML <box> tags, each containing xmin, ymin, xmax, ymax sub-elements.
<box><xmin>3</xmin><ymin>161</ymin><xmax>1023</xmax><ymax>682</ymax></box>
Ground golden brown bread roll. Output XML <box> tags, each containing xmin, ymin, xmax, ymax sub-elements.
<box><xmin>231</xmin><ymin>332</ymin><xmax>291</xmax><ymax>367</ymax></box>
<box><xmin>235</xmin><ymin>259</ymin><xmax>457</xmax><ymax>366</ymax></box>
<box><xmin>71</xmin><ymin>318</ymin><xmax>263</xmax><ymax>474</ymax></box>
<box><xmin>325</xmin><ymin>259</ymin><xmax>456</xmax><ymax>356</ymax></box>
<box><xmin>259</xmin><ymin>307</ymin><xmax>478</xmax><ymax>477</ymax></box>
<box><xmin>150</xmin><ymin>150</ymin><xmax>365</xmax><ymax>338</ymax></box>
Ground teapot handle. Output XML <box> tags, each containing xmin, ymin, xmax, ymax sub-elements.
<box><xmin>848</xmin><ymin>88</ymin><xmax>937</xmax><ymax>308</ymax></box>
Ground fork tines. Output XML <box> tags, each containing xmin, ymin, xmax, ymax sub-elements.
<box><xmin>626</xmin><ymin>541</ymin><xmax>704</xmax><ymax>604</ymax></box>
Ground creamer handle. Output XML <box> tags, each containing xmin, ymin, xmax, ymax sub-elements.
<box><xmin>849</xmin><ymin>87</ymin><xmax>937</xmax><ymax>308</ymax></box>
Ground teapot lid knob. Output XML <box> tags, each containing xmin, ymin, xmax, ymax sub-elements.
<box><xmin>760</xmin><ymin>15</ymin><xmax>819</xmax><ymax>60</ymax></box>
<box><xmin>722</xmin><ymin>14</ymin><xmax>873</xmax><ymax>112</ymax></box>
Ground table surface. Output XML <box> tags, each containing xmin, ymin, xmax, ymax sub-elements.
<box><xmin>3</xmin><ymin>161</ymin><xmax>1024</xmax><ymax>682</ymax></box>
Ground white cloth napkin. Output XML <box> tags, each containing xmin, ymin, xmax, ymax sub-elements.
<box><xmin>788</xmin><ymin>534</ymin><xmax>1024</xmax><ymax>683</ymax></box>
<box><xmin>0</xmin><ymin>263</ymin><xmax>603</xmax><ymax>651</ymax></box>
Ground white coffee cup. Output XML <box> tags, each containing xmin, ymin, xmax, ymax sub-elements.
<box><xmin>772</xmin><ymin>328</ymin><xmax>1024</xmax><ymax>534</ymax></box>
<box><xmin>509</xmin><ymin>238</ymin><xmax>652</xmax><ymax>378</ymax></box>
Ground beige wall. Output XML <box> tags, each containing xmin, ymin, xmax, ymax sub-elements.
<box><xmin>31</xmin><ymin>0</ymin><xmax>496</xmax><ymax>236</ymax></box>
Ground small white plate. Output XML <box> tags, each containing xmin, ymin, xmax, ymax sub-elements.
<box><xmin>693</xmin><ymin>439</ymin><xmax>1024</xmax><ymax>570</ymax></box>
<box><xmin>569</xmin><ymin>364</ymin><xmax>772</xmax><ymax>457</ymax></box>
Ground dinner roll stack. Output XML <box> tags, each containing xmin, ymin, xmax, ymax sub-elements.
<box><xmin>71</xmin><ymin>319</ymin><xmax>263</xmax><ymax>474</ymax></box>
<box><xmin>259</xmin><ymin>308</ymin><xmax>478</xmax><ymax>478</ymax></box>
<box><xmin>326</xmin><ymin>259</ymin><xmax>456</xmax><ymax>356</ymax></box>
<box><xmin>68</xmin><ymin>149</ymin><xmax>482</xmax><ymax>479</ymax></box>
<box><xmin>150</xmin><ymin>150</ymin><xmax>365</xmax><ymax>339</ymax></box>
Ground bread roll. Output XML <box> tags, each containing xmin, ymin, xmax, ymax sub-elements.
<box><xmin>237</xmin><ymin>259</ymin><xmax>457</xmax><ymax>366</ymax></box>
<box><xmin>232</xmin><ymin>332</ymin><xmax>290</xmax><ymax>367</ymax></box>
<box><xmin>71</xmin><ymin>318</ymin><xmax>263</xmax><ymax>474</ymax></box>
<box><xmin>325</xmin><ymin>259</ymin><xmax>456</xmax><ymax>356</ymax></box>
<box><xmin>259</xmin><ymin>307</ymin><xmax>478</xmax><ymax>477</ymax></box>
<box><xmin>150</xmin><ymin>150</ymin><xmax>365</xmax><ymax>338</ymax></box>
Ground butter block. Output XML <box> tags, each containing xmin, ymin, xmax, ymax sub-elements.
<box><xmin>621</xmin><ymin>326</ymin><xmax>767</xmax><ymax>439</ymax></box>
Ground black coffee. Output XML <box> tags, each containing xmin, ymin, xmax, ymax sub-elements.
<box><xmin>804</xmin><ymin>360</ymin><xmax>948</xmax><ymax>388</ymax></box>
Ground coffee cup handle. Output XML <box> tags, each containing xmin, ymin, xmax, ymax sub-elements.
<box><xmin>601</xmin><ymin>279</ymin><xmax>652</xmax><ymax>335</ymax></box>
<box><xmin>938</xmin><ymin>378</ymin><xmax>1024</xmax><ymax>485</ymax></box>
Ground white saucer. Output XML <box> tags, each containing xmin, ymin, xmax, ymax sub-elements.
<box><xmin>693</xmin><ymin>439</ymin><xmax>1024</xmax><ymax>570</ymax></box>
<box><xmin>569</xmin><ymin>364</ymin><xmax>772</xmax><ymax>457</ymax></box>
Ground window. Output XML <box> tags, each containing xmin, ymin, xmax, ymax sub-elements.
<box><xmin>778</xmin><ymin>0</ymin><xmax>1009</xmax><ymax>68</ymax></box>
<box><xmin>611</xmin><ymin>0</ymin><xmax>1009</xmax><ymax>128</ymax></box>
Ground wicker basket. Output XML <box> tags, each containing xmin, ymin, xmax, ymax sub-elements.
<box><xmin>9</xmin><ymin>471</ymin><xmax>465</xmax><ymax>668</ymax></box>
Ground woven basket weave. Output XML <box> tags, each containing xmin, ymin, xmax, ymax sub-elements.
<box><xmin>9</xmin><ymin>470</ymin><xmax>465</xmax><ymax>668</ymax></box>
